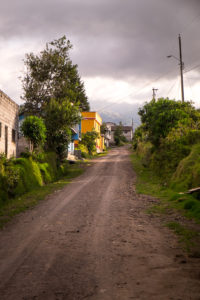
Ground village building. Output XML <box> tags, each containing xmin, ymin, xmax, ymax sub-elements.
<box><xmin>0</xmin><ymin>90</ymin><xmax>18</xmax><ymax>158</ymax></box>
<box><xmin>18</xmin><ymin>112</ymin><xmax>32</xmax><ymax>156</ymax></box>
<box><xmin>106</xmin><ymin>122</ymin><xmax>133</xmax><ymax>145</ymax></box>
<box><xmin>75</xmin><ymin>111</ymin><xmax>104</xmax><ymax>152</ymax></box>
<box><xmin>103</xmin><ymin>123</ymin><xmax>112</xmax><ymax>148</ymax></box>
<box><xmin>68</xmin><ymin>124</ymin><xmax>81</xmax><ymax>159</ymax></box>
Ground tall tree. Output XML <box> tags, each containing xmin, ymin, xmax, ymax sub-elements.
<box><xmin>80</xmin><ymin>130</ymin><xmax>99</xmax><ymax>155</ymax></box>
<box><xmin>21</xmin><ymin>116</ymin><xmax>46</xmax><ymax>152</ymax></box>
<box><xmin>21</xmin><ymin>36</ymin><xmax>89</xmax><ymax>115</ymax></box>
<box><xmin>44</xmin><ymin>98</ymin><xmax>81</xmax><ymax>160</ymax></box>
<box><xmin>138</xmin><ymin>98</ymin><xmax>200</xmax><ymax>147</ymax></box>
<box><xmin>114</xmin><ymin>122</ymin><xmax>126</xmax><ymax>145</ymax></box>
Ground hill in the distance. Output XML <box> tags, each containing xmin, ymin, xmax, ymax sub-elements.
<box><xmin>90</xmin><ymin>100</ymin><xmax>142</xmax><ymax>127</ymax></box>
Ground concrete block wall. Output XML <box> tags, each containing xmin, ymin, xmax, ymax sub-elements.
<box><xmin>0</xmin><ymin>90</ymin><xmax>19</xmax><ymax>158</ymax></box>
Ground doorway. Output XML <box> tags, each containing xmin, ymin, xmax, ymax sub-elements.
<box><xmin>5</xmin><ymin>126</ymin><xmax>8</xmax><ymax>157</ymax></box>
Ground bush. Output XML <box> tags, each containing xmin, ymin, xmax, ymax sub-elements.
<box><xmin>171</xmin><ymin>143</ymin><xmax>200</xmax><ymax>191</ymax></box>
<box><xmin>138</xmin><ymin>98</ymin><xmax>200</xmax><ymax>147</ymax></box>
<box><xmin>184</xmin><ymin>200</ymin><xmax>197</xmax><ymax>210</ymax></box>
<box><xmin>21</xmin><ymin>116</ymin><xmax>46</xmax><ymax>151</ymax></box>
<box><xmin>13</xmin><ymin>157</ymin><xmax>43</xmax><ymax>195</ymax></box>
<box><xmin>80</xmin><ymin>130</ymin><xmax>99</xmax><ymax>155</ymax></box>
<box><xmin>77</xmin><ymin>143</ymin><xmax>90</xmax><ymax>158</ymax></box>
<box><xmin>0</xmin><ymin>151</ymin><xmax>61</xmax><ymax>202</ymax></box>
<box><xmin>136</xmin><ymin>141</ymin><xmax>153</xmax><ymax>167</ymax></box>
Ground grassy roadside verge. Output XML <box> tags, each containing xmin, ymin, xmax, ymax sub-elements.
<box><xmin>0</xmin><ymin>162</ymin><xmax>85</xmax><ymax>228</ymax></box>
<box><xmin>131</xmin><ymin>152</ymin><xmax>200</xmax><ymax>252</ymax></box>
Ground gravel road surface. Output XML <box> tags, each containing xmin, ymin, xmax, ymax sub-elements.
<box><xmin>0</xmin><ymin>146</ymin><xmax>200</xmax><ymax>299</ymax></box>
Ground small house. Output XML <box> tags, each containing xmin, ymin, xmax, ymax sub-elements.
<box><xmin>0</xmin><ymin>90</ymin><xmax>18</xmax><ymax>158</ymax></box>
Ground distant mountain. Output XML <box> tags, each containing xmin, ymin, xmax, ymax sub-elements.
<box><xmin>90</xmin><ymin>100</ymin><xmax>142</xmax><ymax>127</ymax></box>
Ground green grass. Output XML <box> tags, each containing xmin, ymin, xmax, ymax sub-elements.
<box><xmin>0</xmin><ymin>164</ymin><xmax>84</xmax><ymax>228</ymax></box>
<box><xmin>166</xmin><ymin>221</ymin><xmax>198</xmax><ymax>252</ymax></box>
<box><xmin>131</xmin><ymin>152</ymin><xmax>200</xmax><ymax>222</ymax></box>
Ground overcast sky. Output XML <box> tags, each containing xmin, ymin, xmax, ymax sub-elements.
<box><xmin>0</xmin><ymin>0</ymin><xmax>200</xmax><ymax>123</ymax></box>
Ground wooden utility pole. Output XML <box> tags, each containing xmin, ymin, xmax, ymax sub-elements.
<box><xmin>179</xmin><ymin>34</ymin><xmax>185</xmax><ymax>102</ymax></box>
<box><xmin>152</xmin><ymin>88</ymin><xmax>158</xmax><ymax>100</ymax></box>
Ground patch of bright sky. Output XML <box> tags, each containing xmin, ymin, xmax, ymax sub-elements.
<box><xmin>84</xmin><ymin>72</ymin><xmax>200</xmax><ymax>109</ymax></box>
<box><xmin>0</xmin><ymin>37</ymin><xmax>44</xmax><ymax>104</ymax></box>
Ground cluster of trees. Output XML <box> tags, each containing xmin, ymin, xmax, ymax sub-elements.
<box><xmin>114</xmin><ymin>122</ymin><xmax>127</xmax><ymax>146</ymax></box>
<box><xmin>133</xmin><ymin>98</ymin><xmax>200</xmax><ymax>180</ymax></box>
<box><xmin>21</xmin><ymin>36</ymin><xmax>90</xmax><ymax>160</ymax></box>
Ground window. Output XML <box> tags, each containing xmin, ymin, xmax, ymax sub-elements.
<box><xmin>0</xmin><ymin>122</ymin><xmax>1</xmax><ymax>138</ymax></box>
<box><xmin>12</xmin><ymin>129</ymin><xmax>16</xmax><ymax>143</ymax></box>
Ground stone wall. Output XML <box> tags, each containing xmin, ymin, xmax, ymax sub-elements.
<box><xmin>0</xmin><ymin>90</ymin><xmax>19</xmax><ymax>158</ymax></box>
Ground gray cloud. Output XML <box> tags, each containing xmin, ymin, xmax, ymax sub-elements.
<box><xmin>0</xmin><ymin>0</ymin><xmax>200</xmax><ymax>90</ymax></box>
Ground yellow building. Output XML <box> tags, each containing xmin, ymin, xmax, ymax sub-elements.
<box><xmin>77</xmin><ymin>111</ymin><xmax>104</xmax><ymax>152</ymax></box>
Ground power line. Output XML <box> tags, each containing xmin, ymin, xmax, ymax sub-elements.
<box><xmin>97</xmin><ymin>68</ymin><xmax>177</xmax><ymax>112</ymax></box>
<box><xmin>184</xmin><ymin>62</ymin><xmax>200</xmax><ymax>74</ymax></box>
<box><xmin>166</xmin><ymin>77</ymin><xmax>179</xmax><ymax>97</ymax></box>
<box><xmin>180</xmin><ymin>12</ymin><xmax>200</xmax><ymax>35</ymax></box>
<box><xmin>152</xmin><ymin>88</ymin><xmax>158</xmax><ymax>100</ymax></box>
<box><xmin>185</xmin><ymin>74</ymin><xmax>195</xmax><ymax>99</ymax></box>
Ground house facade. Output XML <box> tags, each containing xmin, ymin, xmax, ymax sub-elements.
<box><xmin>109</xmin><ymin>124</ymin><xmax>133</xmax><ymax>144</ymax></box>
<box><xmin>76</xmin><ymin>111</ymin><xmax>104</xmax><ymax>152</ymax></box>
<box><xmin>104</xmin><ymin>123</ymin><xmax>113</xmax><ymax>147</ymax></box>
<box><xmin>18</xmin><ymin>113</ymin><xmax>32</xmax><ymax>156</ymax></box>
<box><xmin>68</xmin><ymin>124</ymin><xmax>81</xmax><ymax>156</ymax></box>
<box><xmin>0</xmin><ymin>90</ymin><xmax>18</xmax><ymax>158</ymax></box>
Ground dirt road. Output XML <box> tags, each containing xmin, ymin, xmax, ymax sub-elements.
<box><xmin>0</xmin><ymin>147</ymin><xmax>200</xmax><ymax>300</ymax></box>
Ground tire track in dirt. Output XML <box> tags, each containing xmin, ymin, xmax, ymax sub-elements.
<box><xmin>0</xmin><ymin>146</ymin><xmax>200</xmax><ymax>299</ymax></box>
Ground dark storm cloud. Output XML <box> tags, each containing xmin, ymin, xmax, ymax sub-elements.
<box><xmin>0</xmin><ymin>0</ymin><xmax>200</xmax><ymax>80</ymax></box>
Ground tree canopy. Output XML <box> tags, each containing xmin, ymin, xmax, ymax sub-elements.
<box><xmin>21</xmin><ymin>116</ymin><xmax>46</xmax><ymax>151</ymax></box>
<box><xmin>80</xmin><ymin>130</ymin><xmax>99</xmax><ymax>155</ymax></box>
<box><xmin>138</xmin><ymin>98</ymin><xmax>200</xmax><ymax>147</ymax></box>
<box><xmin>114</xmin><ymin>122</ymin><xmax>127</xmax><ymax>145</ymax></box>
<box><xmin>44</xmin><ymin>98</ymin><xmax>81</xmax><ymax>160</ymax></box>
<box><xmin>22</xmin><ymin>36</ymin><xmax>89</xmax><ymax>115</ymax></box>
<box><xmin>21</xmin><ymin>36</ymin><xmax>89</xmax><ymax>160</ymax></box>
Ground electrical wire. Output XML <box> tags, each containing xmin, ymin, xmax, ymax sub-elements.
<box><xmin>185</xmin><ymin>74</ymin><xmax>195</xmax><ymax>100</ymax></box>
<box><xmin>180</xmin><ymin>12</ymin><xmax>200</xmax><ymax>35</ymax></box>
<box><xmin>166</xmin><ymin>77</ymin><xmax>179</xmax><ymax>98</ymax></box>
<box><xmin>97</xmin><ymin>68</ymin><xmax>177</xmax><ymax>112</ymax></box>
<box><xmin>184</xmin><ymin>62</ymin><xmax>200</xmax><ymax>74</ymax></box>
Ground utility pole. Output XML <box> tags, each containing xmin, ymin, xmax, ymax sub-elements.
<box><xmin>179</xmin><ymin>34</ymin><xmax>185</xmax><ymax>102</ymax></box>
<box><xmin>152</xmin><ymin>88</ymin><xmax>158</xmax><ymax>100</ymax></box>
<box><xmin>132</xmin><ymin>118</ymin><xmax>134</xmax><ymax>140</ymax></box>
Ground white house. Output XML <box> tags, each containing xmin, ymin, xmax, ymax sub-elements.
<box><xmin>109</xmin><ymin>124</ymin><xmax>133</xmax><ymax>144</ymax></box>
<box><xmin>0</xmin><ymin>90</ymin><xmax>18</xmax><ymax>158</ymax></box>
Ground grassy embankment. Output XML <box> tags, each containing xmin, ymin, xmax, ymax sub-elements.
<box><xmin>0</xmin><ymin>152</ymin><xmax>86</xmax><ymax>228</ymax></box>
<box><xmin>0</xmin><ymin>147</ymin><xmax>109</xmax><ymax>228</ymax></box>
<box><xmin>131</xmin><ymin>147</ymin><xmax>200</xmax><ymax>252</ymax></box>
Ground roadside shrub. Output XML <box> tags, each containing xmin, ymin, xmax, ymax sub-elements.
<box><xmin>184</xmin><ymin>200</ymin><xmax>197</xmax><ymax>210</ymax></box>
<box><xmin>39</xmin><ymin>163</ymin><xmax>52</xmax><ymax>183</ymax></box>
<box><xmin>58</xmin><ymin>161</ymin><xmax>70</xmax><ymax>177</ymax></box>
<box><xmin>138</xmin><ymin>98</ymin><xmax>200</xmax><ymax>147</ymax></box>
<box><xmin>171</xmin><ymin>143</ymin><xmax>200</xmax><ymax>191</ymax></box>
<box><xmin>4</xmin><ymin>166</ymin><xmax>20</xmax><ymax>197</ymax></box>
<box><xmin>136</xmin><ymin>141</ymin><xmax>153</xmax><ymax>167</ymax></box>
<box><xmin>77</xmin><ymin>143</ymin><xmax>90</xmax><ymax>158</ymax></box>
<box><xmin>80</xmin><ymin>130</ymin><xmax>99</xmax><ymax>155</ymax></box>
<box><xmin>150</xmin><ymin>140</ymin><xmax>191</xmax><ymax>179</ymax></box>
<box><xmin>13</xmin><ymin>157</ymin><xmax>43</xmax><ymax>195</ymax></box>
<box><xmin>0</xmin><ymin>151</ymin><xmax>64</xmax><ymax>202</ymax></box>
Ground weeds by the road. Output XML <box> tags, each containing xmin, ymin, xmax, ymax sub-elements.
<box><xmin>131</xmin><ymin>152</ymin><xmax>200</xmax><ymax>222</ymax></box>
<box><xmin>131</xmin><ymin>152</ymin><xmax>200</xmax><ymax>252</ymax></box>
<box><xmin>165</xmin><ymin>222</ymin><xmax>198</xmax><ymax>252</ymax></box>
<box><xmin>0</xmin><ymin>163</ymin><xmax>85</xmax><ymax>228</ymax></box>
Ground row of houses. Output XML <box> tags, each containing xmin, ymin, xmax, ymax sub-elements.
<box><xmin>0</xmin><ymin>90</ymin><xmax>106</xmax><ymax>158</ymax></box>
<box><xmin>0</xmin><ymin>89</ymin><xmax>133</xmax><ymax>158</ymax></box>
<box><xmin>103</xmin><ymin>122</ymin><xmax>133</xmax><ymax>147</ymax></box>
<box><xmin>0</xmin><ymin>90</ymin><xmax>19</xmax><ymax>158</ymax></box>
